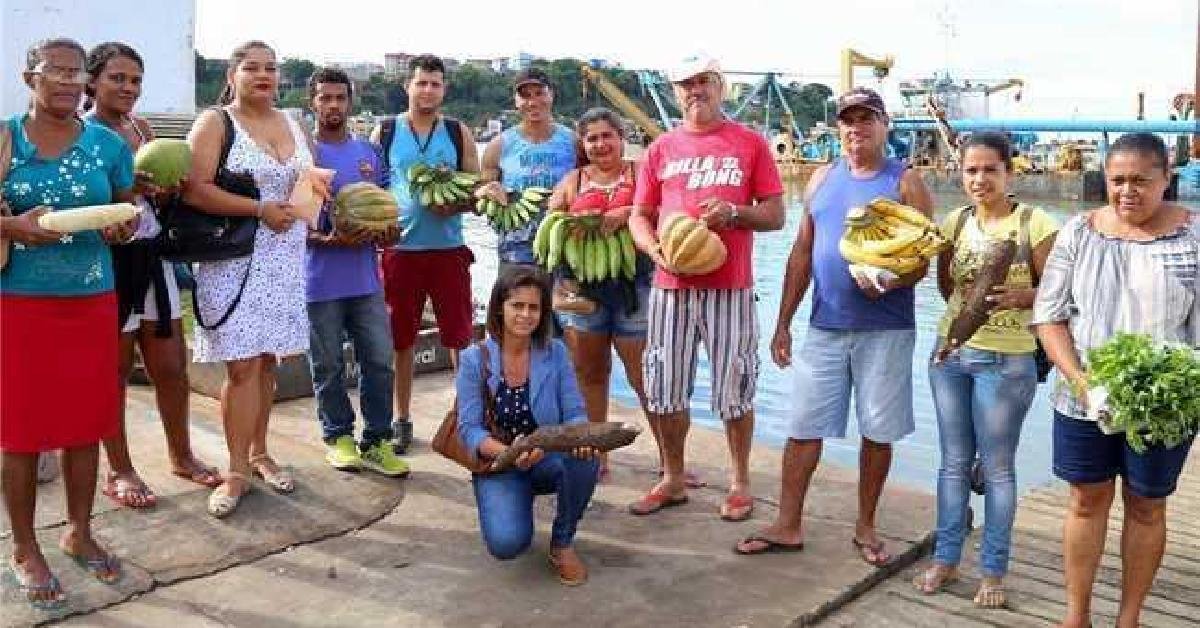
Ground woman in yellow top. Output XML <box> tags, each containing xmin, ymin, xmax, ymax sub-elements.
<box><xmin>912</xmin><ymin>132</ymin><xmax>1057</xmax><ymax>607</ymax></box>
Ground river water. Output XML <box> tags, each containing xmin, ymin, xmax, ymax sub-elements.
<box><xmin>461</xmin><ymin>185</ymin><xmax>1199</xmax><ymax>493</ymax></box>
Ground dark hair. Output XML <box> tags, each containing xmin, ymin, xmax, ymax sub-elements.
<box><xmin>1106</xmin><ymin>132</ymin><xmax>1169</xmax><ymax>174</ymax></box>
<box><xmin>407</xmin><ymin>54</ymin><xmax>445</xmax><ymax>79</ymax></box>
<box><xmin>959</xmin><ymin>131</ymin><xmax>1013</xmax><ymax>171</ymax></box>
<box><xmin>485</xmin><ymin>266</ymin><xmax>552</xmax><ymax>346</ymax></box>
<box><xmin>218</xmin><ymin>40</ymin><xmax>275</xmax><ymax>105</ymax></box>
<box><xmin>25</xmin><ymin>36</ymin><xmax>86</xmax><ymax>76</ymax></box>
<box><xmin>83</xmin><ymin>42</ymin><xmax>144</xmax><ymax>111</ymax></box>
<box><xmin>574</xmin><ymin>107</ymin><xmax>625</xmax><ymax>166</ymax></box>
<box><xmin>308</xmin><ymin>66</ymin><xmax>353</xmax><ymax>100</ymax></box>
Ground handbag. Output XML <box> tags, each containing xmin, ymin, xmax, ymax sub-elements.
<box><xmin>157</xmin><ymin>108</ymin><xmax>259</xmax><ymax>330</ymax></box>
<box><xmin>156</xmin><ymin>108</ymin><xmax>258</xmax><ymax>263</ymax></box>
<box><xmin>432</xmin><ymin>341</ymin><xmax>507</xmax><ymax>474</ymax></box>
<box><xmin>0</xmin><ymin>121</ymin><xmax>13</xmax><ymax>271</ymax></box>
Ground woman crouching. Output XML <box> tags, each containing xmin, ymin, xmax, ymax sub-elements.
<box><xmin>456</xmin><ymin>267</ymin><xmax>599</xmax><ymax>585</ymax></box>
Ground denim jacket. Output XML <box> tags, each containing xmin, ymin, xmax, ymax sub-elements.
<box><xmin>455</xmin><ymin>337</ymin><xmax>587</xmax><ymax>459</ymax></box>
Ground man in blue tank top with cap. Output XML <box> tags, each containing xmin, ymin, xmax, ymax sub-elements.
<box><xmin>735</xmin><ymin>88</ymin><xmax>934</xmax><ymax>566</ymax></box>
<box><xmin>477</xmin><ymin>67</ymin><xmax>576</xmax><ymax>275</ymax></box>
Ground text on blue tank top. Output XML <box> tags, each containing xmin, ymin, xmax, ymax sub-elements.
<box><xmin>495</xmin><ymin>125</ymin><xmax>576</xmax><ymax>262</ymax></box>
<box><xmin>808</xmin><ymin>158</ymin><xmax>916</xmax><ymax>330</ymax></box>
<box><xmin>388</xmin><ymin>117</ymin><xmax>464</xmax><ymax>250</ymax></box>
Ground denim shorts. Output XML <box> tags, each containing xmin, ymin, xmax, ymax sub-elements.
<box><xmin>1052</xmin><ymin>411</ymin><xmax>1195</xmax><ymax>498</ymax></box>
<box><xmin>557</xmin><ymin>282</ymin><xmax>649</xmax><ymax>337</ymax></box>
<box><xmin>788</xmin><ymin>327</ymin><xmax>916</xmax><ymax>443</ymax></box>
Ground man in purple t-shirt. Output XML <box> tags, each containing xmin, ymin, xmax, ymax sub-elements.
<box><xmin>305</xmin><ymin>68</ymin><xmax>408</xmax><ymax>478</ymax></box>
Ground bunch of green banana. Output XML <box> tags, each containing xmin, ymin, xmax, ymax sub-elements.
<box><xmin>533</xmin><ymin>211</ymin><xmax>637</xmax><ymax>283</ymax></box>
<box><xmin>839</xmin><ymin>197</ymin><xmax>947</xmax><ymax>275</ymax></box>
<box><xmin>407</xmin><ymin>162</ymin><xmax>479</xmax><ymax>209</ymax></box>
<box><xmin>475</xmin><ymin>186</ymin><xmax>551</xmax><ymax>232</ymax></box>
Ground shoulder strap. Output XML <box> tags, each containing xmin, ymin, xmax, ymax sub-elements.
<box><xmin>476</xmin><ymin>341</ymin><xmax>499</xmax><ymax>434</ymax></box>
<box><xmin>379</xmin><ymin>115</ymin><xmax>397</xmax><ymax>171</ymax></box>
<box><xmin>1016</xmin><ymin>204</ymin><xmax>1038</xmax><ymax>283</ymax></box>
<box><xmin>216</xmin><ymin>108</ymin><xmax>236</xmax><ymax>170</ymax></box>
<box><xmin>443</xmin><ymin>117</ymin><xmax>464</xmax><ymax>170</ymax></box>
<box><xmin>950</xmin><ymin>204</ymin><xmax>974</xmax><ymax>243</ymax></box>
<box><xmin>0</xmin><ymin>121</ymin><xmax>12</xmax><ymax>184</ymax></box>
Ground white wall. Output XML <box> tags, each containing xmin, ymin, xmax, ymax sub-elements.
<box><xmin>1</xmin><ymin>0</ymin><xmax>195</xmax><ymax>118</ymax></box>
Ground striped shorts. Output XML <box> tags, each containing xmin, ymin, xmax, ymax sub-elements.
<box><xmin>642</xmin><ymin>287</ymin><xmax>759</xmax><ymax>421</ymax></box>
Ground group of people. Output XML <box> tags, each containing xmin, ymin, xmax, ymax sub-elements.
<box><xmin>1</xmin><ymin>39</ymin><xmax>1196</xmax><ymax>628</ymax></box>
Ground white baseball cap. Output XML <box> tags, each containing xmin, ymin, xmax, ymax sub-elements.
<box><xmin>667</xmin><ymin>52</ymin><xmax>722</xmax><ymax>83</ymax></box>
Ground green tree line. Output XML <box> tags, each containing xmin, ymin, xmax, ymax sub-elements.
<box><xmin>195</xmin><ymin>52</ymin><xmax>834</xmax><ymax>135</ymax></box>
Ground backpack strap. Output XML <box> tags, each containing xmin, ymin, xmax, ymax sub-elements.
<box><xmin>443</xmin><ymin>117</ymin><xmax>464</xmax><ymax>170</ymax></box>
<box><xmin>1016</xmin><ymin>204</ymin><xmax>1038</xmax><ymax>283</ymax></box>
<box><xmin>949</xmin><ymin>204</ymin><xmax>974</xmax><ymax>243</ymax></box>
<box><xmin>379</xmin><ymin>115</ymin><xmax>397</xmax><ymax>172</ymax></box>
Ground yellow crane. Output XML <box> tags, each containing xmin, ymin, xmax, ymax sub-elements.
<box><xmin>580</xmin><ymin>65</ymin><xmax>666</xmax><ymax>140</ymax></box>
<box><xmin>840</xmin><ymin>48</ymin><xmax>894</xmax><ymax>94</ymax></box>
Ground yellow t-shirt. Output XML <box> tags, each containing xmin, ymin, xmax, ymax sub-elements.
<box><xmin>936</xmin><ymin>203</ymin><xmax>1059</xmax><ymax>354</ymax></box>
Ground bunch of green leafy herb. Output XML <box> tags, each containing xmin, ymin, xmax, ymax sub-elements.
<box><xmin>1087</xmin><ymin>333</ymin><xmax>1200</xmax><ymax>453</ymax></box>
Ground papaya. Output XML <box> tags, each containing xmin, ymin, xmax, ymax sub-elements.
<box><xmin>133</xmin><ymin>139</ymin><xmax>191</xmax><ymax>188</ymax></box>
<box><xmin>333</xmin><ymin>182</ymin><xmax>399</xmax><ymax>233</ymax></box>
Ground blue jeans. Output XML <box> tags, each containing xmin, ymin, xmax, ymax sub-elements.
<box><xmin>307</xmin><ymin>293</ymin><xmax>395</xmax><ymax>446</ymax></box>
<box><xmin>472</xmin><ymin>453</ymin><xmax>599</xmax><ymax>559</ymax></box>
<box><xmin>928</xmin><ymin>347</ymin><xmax>1036</xmax><ymax>577</ymax></box>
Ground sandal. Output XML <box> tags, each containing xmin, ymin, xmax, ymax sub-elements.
<box><xmin>59</xmin><ymin>546</ymin><xmax>121</xmax><ymax>585</ymax></box>
<box><xmin>719</xmin><ymin>493</ymin><xmax>754</xmax><ymax>522</ymax></box>
<box><xmin>655</xmin><ymin>468</ymin><xmax>707</xmax><ymax>488</ymax></box>
<box><xmin>249</xmin><ymin>454</ymin><xmax>295</xmax><ymax>493</ymax></box>
<box><xmin>912</xmin><ymin>563</ymin><xmax>959</xmax><ymax>594</ymax></box>
<box><xmin>101</xmin><ymin>471</ymin><xmax>158</xmax><ymax>509</ymax></box>
<box><xmin>172</xmin><ymin>460</ymin><xmax>224</xmax><ymax>488</ymax></box>
<box><xmin>207</xmin><ymin>472</ymin><xmax>250</xmax><ymax>518</ymax></box>
<box><xmin>851</xmin><ymin>537</ymin><xmax>893</xmax><ymax>567</ymax></box>
<box><xmin>974</xmin><ymin>577</ymin><xmax>1008</xmax><ymax>608</ymax></box>
<box><xmin>734</xmin><ymin>533</ymin><xmax>805</xmax><ymax>555</ymax></box>
<box><xmin>5</xmin><ymin>557</ymin><xmax>66</xmax><ymax>610</ymax></box>
<box><xmin>628</xmin><ymin>488</ymin><xmax>688</xmax><ymax>516</ymax></box>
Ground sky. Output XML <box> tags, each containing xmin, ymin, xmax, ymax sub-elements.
<box><xmin>195</xmin><ymin>0</ymin><xmax>1197</xmax><ymax>121</ymax></box>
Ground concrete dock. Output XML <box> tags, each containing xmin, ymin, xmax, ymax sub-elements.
<box><xmin>2</xmin><ymin>372</ymin><xmax>935</xmax><ymax>627</ymax></box>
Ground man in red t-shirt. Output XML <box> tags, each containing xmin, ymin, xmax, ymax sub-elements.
<box><xmin>626</xmin><ymin>53</ymin><xmax>785</xmax><ymax>521</ymax></box>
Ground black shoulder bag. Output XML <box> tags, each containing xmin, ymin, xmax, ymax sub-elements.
<box><xmin>156</xmin><ymin>108</ymin><xmax>259</xmax><ymax>330</ymax></box>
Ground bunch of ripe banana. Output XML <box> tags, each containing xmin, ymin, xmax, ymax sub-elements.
<box><xmin>476</xmin><ymin>186</ymin><xmax>552</xmax><ymax>232</ymax></box>
<box><xmin>839</xmin><ymin>197</ymin><xmax>947</xmax><ymax>275</ymax></box>
<box><xmin>533</xmin><ymin>211</ymin><xmax>638</xmax><ymax>283</ymax></box>
<box><xmin>406</xmin><ymin>163</ymin><xmax>479</xmax><ymax>209</ymax></box>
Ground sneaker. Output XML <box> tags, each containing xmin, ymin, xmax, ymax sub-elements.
<box><xmin>391</xmin><ymin>420</ymin><xmax>414</xmax><ymax>454</ymax></box>
<box><xmin>325</xmin><ymin>435</ymin><xmax>362</xmax><ymax>471</ymax></box>
<box><xmin>361</xmin><ymin>441</ymin><xmax>411</xmax><ymax>478</ymax></box>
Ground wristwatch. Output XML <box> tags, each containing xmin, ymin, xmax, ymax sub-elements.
<box><xmin>728</xmin><ymin>202</ymin><xmax>740</xmax><ymax>225</ymax></box>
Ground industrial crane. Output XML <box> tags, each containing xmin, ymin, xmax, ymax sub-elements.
<box><xmin>579</xmin><ymin>64</ymin><xmax>666</xmax><ymax>140</ymax></box>
<box><xmin>840</xmin><ymin>48</ymin><xmax>894</xmax><ymax>94</ymax></box>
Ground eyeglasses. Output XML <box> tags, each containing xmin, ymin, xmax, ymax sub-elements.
<box><xmin>30</xmin><ymin>62</ymin><xmax>87</xmax><ymax>85</ymax></box>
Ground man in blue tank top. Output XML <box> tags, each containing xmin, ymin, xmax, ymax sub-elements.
<box><xmin>735</xmin><ymin>88</ymin><xmax>934</xmax><ymax>565</ymax></box>
<box><xmin>478</xmin><ymin>68</ymin><xmax>576</xmax><ymax>273</ymax></box>
<box><xmin>371</xmin><ymin>55</ymin><xmax>480</xmax><ymax>455</ymax></box>
<box><xmin>305</xmin><ymin>68</ymin><xmax>408</xmax><ymax>478</ymax></box>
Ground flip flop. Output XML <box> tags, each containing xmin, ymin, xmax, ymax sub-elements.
<box><xmin>101</xmin><ymin>472</ymin><xmax>157</xmax><ymax>509</ymax></box>
<box><xmin>172</xmin><ymin>463</ymin><xmax>224</xmax><ymax>488</ymax></box>
<box><xmin>851</xmin><ymin>537</ymin><xmax>892</xmax><ymax>567</ymax></box>
<box><xmin>628</xmin><ymin>489</ymin><xmax>688</xmax><ymax>516</ymax></box>
<box><xmin>5</xmin><ymin>557</ymin><xmax>66</xmax><ymax>610</ymax></box>
<box><xmin>719</xmin><ymin>493</ymin><xmax>754</xmax><ymax>522</ymax></box>
<box><xmin>734</xmin><ymin>534</ymin><xmax>804</xmax><ymax>555</ymax></box>
<box><xmin>60</xmin><ymin>547</ymin><xmax>121</xmax><ymax>585</ymax></box>
<box><xmin>655</xmin><ymin>468</ymin><xmax>707</xmax><ymax>488</ymax></box>
<box><xmin>912</xmin><ymin>563</ymin><xmax>959</xmax><ymax>594</ymax></box>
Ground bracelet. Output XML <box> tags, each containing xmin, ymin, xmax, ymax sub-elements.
<box><xmin>255</xmin><ymin>199</ymin><xmax>265</xmax><ymax>218</ymax></box>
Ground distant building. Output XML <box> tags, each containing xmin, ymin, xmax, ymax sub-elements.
<box><xmin>384</xmin><ymin>52</ymin><xmax>416</xmax><ymax>78</ymax></box>
<box><xmin>506</xmin><ymin>52</ymin><xmax>537</xmax><ymax>73</ymax></box>
<box><xmin>1</xmin><ymin>0</ymin><xmax>196</xmax><ymax>116</ymax></box>
<box><xmin>330</xmin><ymin>61</ymin><xmax>384</xmax><ymax>83</ymax></box>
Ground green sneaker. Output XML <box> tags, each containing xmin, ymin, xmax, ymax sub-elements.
<box><xmin>325</xmin><ymin>435</ymin><xmax>362</xmax><ymax>471</ymax></box>
<box><xmin>361</xmin><ymin>441</ymin><xmax>410</xmax><ymax>478</ymax></box>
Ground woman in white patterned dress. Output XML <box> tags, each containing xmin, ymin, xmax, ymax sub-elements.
<box><xmin>183</xmin><ymin>40</ymin><xmax>312</xmax><ymax>517</ymax></box>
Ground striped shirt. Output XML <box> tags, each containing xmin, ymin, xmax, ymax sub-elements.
<box><xmin>1031</xmin><ymin>211</ymin><xmax>1200</xmax><ymax>420</ymax></box>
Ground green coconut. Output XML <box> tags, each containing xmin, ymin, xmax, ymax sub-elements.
<box><xmin>134</xmin><ymin>138</ymin><xmax>192</xmax><ymax>188</ymax></box>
